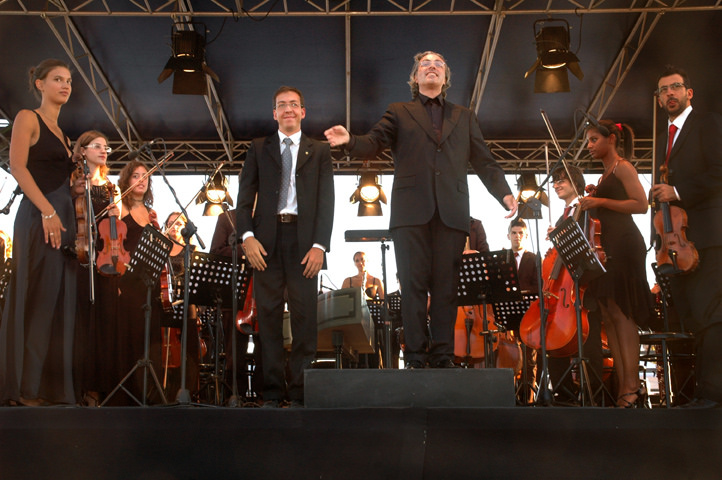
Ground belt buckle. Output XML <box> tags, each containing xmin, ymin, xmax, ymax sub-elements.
<box><xmin>278</xmin><ymin>213</ymin><xmax>296</xmax><ymax>223</ymax></box>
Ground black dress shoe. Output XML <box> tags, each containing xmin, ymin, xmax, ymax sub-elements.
<box><xmin>679</xmin><ymin>398</ymin><xmax>721</xmax><ymax>409</ymax></box>
<box><xmin>405</xmin><ymin>360</ymin><xmax>425</xmax><ymax>369</ymax></box>
<box><xmin>433</xmin><ymin>358</ymin><xmax>459</xmax><ymax>369</ymax></box>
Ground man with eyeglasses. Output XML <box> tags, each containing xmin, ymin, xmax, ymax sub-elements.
<box><xmin>325</xmin><ymin>51</ymin><xmax>517</xmax><ymax>370</ymax></box>
<box><xmin>650</xmin><ymin>65</ymin><xmax>722</xmax><ymax>408</ymax></box>
<box><xmin>237</xmin><ymin>86</ymin><xmax>334</xmax><ymax>407</ymax></box>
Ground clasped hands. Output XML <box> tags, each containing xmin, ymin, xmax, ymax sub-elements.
<box><xmin>242</xmin><ymin>236</ymin><xmax>324</xmax><ymax>278</ymax></box>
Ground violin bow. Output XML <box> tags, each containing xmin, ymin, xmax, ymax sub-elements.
<box><xmin>94</xmin><ymin>150</ymin><xmax>174</xmax><ymax>221</ymax></box>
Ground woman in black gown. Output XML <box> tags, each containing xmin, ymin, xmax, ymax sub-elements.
<box><xmin>70</xmin><ymin>130</ymin><xmax>122</xmax><ymax>406</ymax></box>
<box><xmin>0</xmin><ymin>59</ymin><xmax>77</xmax><ymax>406</ymax></box>
<box><xmin>580</xmin><ymin>120</ymin><xmax>651</xmax><ymax>408</ymax></box>
<box><xmin>112</xmin><ymin>160</ymin><xmax>164</xmax><ymax>405</ymax></box>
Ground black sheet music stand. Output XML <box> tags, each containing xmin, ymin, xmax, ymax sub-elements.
<box><xmin>548</xmin><ymin>217</ymin><xmax>605</xmax><ymax>407</ymax></box>
<box><xmin>102</xmin><ymin>225</ymin><xmax>172</xmax><ymax>406</ymax></box>
<box><xmin>457</xmin><ymin>250</ymin><xmax>523</xmax><ymax>368</ymax></box>
<box><xmin>187</xmin><ymin>251</ymin><xmax>251</xmax><ymax>405</ymax></box>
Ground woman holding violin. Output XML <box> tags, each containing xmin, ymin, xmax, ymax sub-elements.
<box><xmin>581</xmin><ymin>120</ymin><xmax>651</xmax><ymax>408</ymax></box>
<box><xmin>113</xmin><ymin>159</ymin><xmax>164</xmax><ymax>404</ymax></box>
<box><xmin>70</xmin><ymin>130</ymin><xmax>122</xmax><ymax>406</ymax></box>
<box><xmin>0</xmin><ymin>59</ymin><xmax>78</xmax><ymax>407</ymax></box>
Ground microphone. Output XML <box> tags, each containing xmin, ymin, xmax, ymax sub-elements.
<box><xmin>128</xmin><ymin>139</ymin><xmax>160</xmax><ymax>160</ymax></box>
<box><xmin>0</xmin><ymin>185</ymin><xmax>22</xmax><ymax>215</ymax></box>
<box><xmin>579</xmin><ymin>110</ymin><xmax>609</xmax><ymax>137</ymax></box>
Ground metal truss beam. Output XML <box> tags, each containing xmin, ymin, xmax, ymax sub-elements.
<box><xmin>0</xmin><ymin>0</ymin><xmax>720</xmax><ymax>17</ymax></box>
<box><xmin>469</xmin><ymin>0</ymin><xmax>505</xmax><ymax>114</ymax></box>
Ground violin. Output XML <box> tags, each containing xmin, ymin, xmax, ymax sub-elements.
<box><xmin>74</xmin><ymin>195</ymin><xmax>90</xmax><ymax>264</ymax></box>
<box><xmin>653</xmin><ymin>165</ymin><xmax>698</xmax><ymax>275</ymax></box>
<box><xmin>96</xmin><ymin>185</ymin><xmax>130</xmax><ymax>277</ymax></box>
<box><xmin>236</xmin><ymin>276</ymin><xmax>257</xmax><ymax>335</ymax></box>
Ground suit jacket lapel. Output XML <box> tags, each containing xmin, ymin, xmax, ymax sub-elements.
<box><xmin>264</xmin><ymin>134</ymin><xmax>282</xmax><ymax>168</ymax></box>
<box><xmin>669</xmin><ymin>109</ymin><xmax>697</xmax><ymax>162</ymax></box>
<box><xmin>296</xmin><ymin>134</ymin><xmax>312</xmax><ymax>171</ymax></box>
<box><xmin>405</xmin><ymin>98</ymin><xmax>438</xmax><ymax>143</ymax></box>
<box><xmin>440</xmin><ymin>101</ymin><xmax>460</xmax><ymax>144</ymax></box>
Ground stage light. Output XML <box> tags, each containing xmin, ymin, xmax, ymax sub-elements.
<box><xmin>196</xmin><ymin>170</ymin><xmax>233</xmax><ymax>216</ymax></box>
<box><xmin>524</xmin><ymin>19</ymin><xmax>583</xmax><ymax>93</ymax></box>
<box><xmin>350</xmin><ymin>171</ymin><xmax>387</xmax><ymax>217</ymax></box>
<box><xmin>516</xmin><ymin>173</ymin><xmax>549</xmax><ymax>220</ymax></box>
<box><xmin>158</xmin><ymin>22</ymin><xmax>219</xmax><ymax>95</ymax></box>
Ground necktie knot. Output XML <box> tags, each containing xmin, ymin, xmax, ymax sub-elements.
<box><xmin>283</xmin><ymin>137</ymin><xmax>293</xmax><ymax>148</ymax></box>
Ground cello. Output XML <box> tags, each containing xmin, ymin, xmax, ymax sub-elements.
<box><xmin>236</xmin><ymin>276</ymin><xmax>257</xmax><ymax>335</ymax></box>
<box><xmin>519</xmin><ymin>197</ymin><xmax>596</xmax><ymax>357</ymax></box>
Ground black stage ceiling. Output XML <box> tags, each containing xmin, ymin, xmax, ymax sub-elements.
<box><xmin>1</xmin><ymin>1</ymin><xmax>722</xmax><ymax>176</ymax></box>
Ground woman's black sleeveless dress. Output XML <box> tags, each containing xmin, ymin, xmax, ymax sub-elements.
<box><xmin>0</xmin><ymin>111</ymin><xmax>77</xmax><ymax>405</ymax></box>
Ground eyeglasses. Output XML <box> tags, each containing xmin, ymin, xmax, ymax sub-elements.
<box><xmin>552</xmin><ymin>178</ymin><xmax>569</xmax><ymax>185</ymax></box>
<box><xmin>85</xmin><ymin>143</ymin><xmax>112</xmax><ymax>153</ymax></box>
<box><xmin>419</xmin><ymin>60</ymin><xmax>445</xmax><ymax>69</ymax></box>
<box><xmin>656</xmin><ymin>82</ymin><xmax>687</xmax><ymax>96</ymax></box>
<box><xmin>274</xmin><ymin>102</ymin><xmax>302</xmax><ymax>110</ymax></box>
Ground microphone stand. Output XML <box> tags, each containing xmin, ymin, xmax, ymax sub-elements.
<box><xmin>81</xmin><ymin>158</ymin><xmax>97</xmax><ymax>304</ymax></box>
<box><xmin>142</xmin><ymin>142</ymin><xmax>206</xmax><ymax>405</ymax></box>
<box><xmin>223</xmin><ymin>207</ymin><xmax>242</xmax><ymax>407</ymax></box>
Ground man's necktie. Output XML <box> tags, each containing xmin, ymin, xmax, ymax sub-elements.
<box><xmin>563</xmin><ymin>205</ymin><xmax>572</xmax><ymax>219</ymax></box>
<box><xmin>278</xmin><ymin>137</ymin><xmax>293</xmax><ymax>211</ymax></box>
<box><xmin>665</xmin><ymin>124</ymin><xmax>678</xmax><ymax>165</ymax></box>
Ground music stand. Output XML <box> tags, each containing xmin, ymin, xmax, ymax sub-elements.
<box><xmin>101</xmin><ymin>225</ymin><xmax>172</xmax><ymax>406</ymax></box>
<box><xmin>187</xmin><ymin>251</ymin><xmax>251</xmax><ymax>405</ymax></box>
<box><xmin>457</xmin><ymin>250</ymin><xmax>523</xmax><ymax>368</ymax></box>
<box><xmin>548</xmin><ymin>216</ymin><xmax>605</xmax><ymax>407</ymax></box>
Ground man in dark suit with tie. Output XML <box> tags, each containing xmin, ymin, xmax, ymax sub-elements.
<box><xmin>651</xmin><ymin>66</ymin><xmax>722</xmax><ymax>408</ymax></box>
<box><xmin>325</xmin><ymin>51</ymin><xmax>517</xmax><ymax>369</ymax></box>
<box><xmin>237</xmin><ymin>86</ymin><xmax>335</xmax><ymax>407</ymax></box>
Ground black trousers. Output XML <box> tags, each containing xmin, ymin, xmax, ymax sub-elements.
<box><xmin>392</xmin><ymin>211</ymin><xmax>466</xmax><ymax>365</ymax></box>
<box><xmin>670</xmin><ymin>246</ymin><xmax>722</xmax><ymax>402</ymax></box>
<box><xmin>253</xmin><ymin>222</ymin><xmax>318</xmax><ymax>402</ymax></box>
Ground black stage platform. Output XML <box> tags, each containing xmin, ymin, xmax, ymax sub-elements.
<box><xmin>2</xmin><ymin>404</ymin><xmax>722</xmax><ymax>479</ymax></box>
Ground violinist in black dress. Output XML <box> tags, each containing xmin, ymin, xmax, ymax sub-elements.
<box><xmin>581</xmin><ymin>121</ymin><xmax>651</xmax><ymax>408</ymax></box>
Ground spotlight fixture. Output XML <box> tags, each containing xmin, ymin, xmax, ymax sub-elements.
<box><xmin>350</xmin><ymin>171</ymin><xmax>387</xmax><ymax>217</ymax></box>
<box><xmin>196</xmin><ymin>171</ymin><xmax>233</xmax><ymax>216</ymax></box>
<box><xmin>524</xmin><ymin>18</ymin><xmax>584</xmax><ymax>93</ymax></box>
<box><xmin>516</xmin><ymin>172</ymin><xmax>549</xmax><ymax>220</ymax></box>
<box><xmin>158</xmin><ymin>22</ymin><xmax>219</xmax><ymax>95</ymax></box>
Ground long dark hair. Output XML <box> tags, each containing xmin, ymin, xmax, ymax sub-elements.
<box><xmin>589</xmin><ymin>120</ymin><xmax>635</xmax><ymax>160</ymax></box>
<box><xmin>118</xmin><ymin>160</ymin><xmax>154</xmax><ymax>210</ymax></box>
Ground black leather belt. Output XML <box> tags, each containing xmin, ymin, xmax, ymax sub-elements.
<box><xmin>277</xmin><ymin>213</ymin><xmax>297</xmax><ymax>223</ymax></box>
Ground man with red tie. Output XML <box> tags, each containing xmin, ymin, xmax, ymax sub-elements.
<box><xmin>651</xmin><ymin>66</ymin><xmax>722</xmax><ymax>408</ymax></box>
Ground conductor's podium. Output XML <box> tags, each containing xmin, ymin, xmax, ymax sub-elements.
<box><xmin>316</xmin><ymin>287</ymin><xmax>375</xmax><ymax>366</ymax></box>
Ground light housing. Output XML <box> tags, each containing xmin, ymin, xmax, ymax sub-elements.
<box><xmin>516</xmin><ymin>172</ymin><xmax>549</xmax><ymax>219</ymax></box>
<box><xmin>524</xmin><ymin>19</ymin><xmax>584</xmax><ymax>93</ymax></box>
<box><xmin>350</xmin><ymin>171</ymin><xmax>387</xmax><ymax>217</ymax></box>
<box><xmin>158</xmin><ymin>23</ymin><xmax>219</xmax><ymax>95</ymax></box>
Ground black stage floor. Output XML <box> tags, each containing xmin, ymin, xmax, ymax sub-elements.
<box><xmin>2</xmin><ymin>404</ymin><xmax>722</xmax><ymax>480</ymax></box>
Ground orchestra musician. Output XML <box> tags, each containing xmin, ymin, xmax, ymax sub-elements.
<box><xmin>506</xmin><ymin>218</ymin><xmax>539</xmax><ymax>403</ymax></box>
<box><xmin>650</xmin><ymin>65</ymin><xmax>722</xmax><ymax>408</ymax></box>
<box><xmin>580</xmin><ymin>120</ymin><xmax>651</xmax><ymax>408</ymax></box>
<box><xmin>113</xmin><ymin>159</ymin><xmax>164</xmax><ymax>404</ymax></box>
<box><xmin>0</xmin><ymin>59</ymin><xmax>78</xmax><ymax>407</ymax></box>
<box><xmin>70</xmin><ymin>130</ymin><xmax>122</xmax><ymax>406</ymax></box>
<box><xmin>237</xmin><ymin>86</ymin><xmax>335</xmax><ymax>408</ymax></box>
<box><xmin>341</xmin><ymin>251</ymin><xmax>385</xmax><ymax>300</ymax></box>
<box><xmin>546</xmin><ymin>165</ymin><xmax>605</xmax><ymax>403</ymax></box>
<box><xmin>162</xmin><ymin>212</ymin><xmax>200</xmax><ymax>398</ymax></box>
<box><xmin>325</xmin><ymin>51</ymin><xmax>517</xmax><ymax>369</ymax></box>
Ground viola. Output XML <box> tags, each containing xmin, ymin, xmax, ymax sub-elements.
<box><xmin>96</xmin><ymin>215</ymin><xmax>130</xmax><ymax>276</ymax></box>
<box><xmin>236</xmin><ymin>276</ymin><xmax>257</xmax><ymax>335</ymax></box>
<box><xmin>653</xmin><ymin>166</ymin><xmax>698</xmax><ymax>275</ymax></box>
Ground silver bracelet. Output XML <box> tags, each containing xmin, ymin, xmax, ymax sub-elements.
<box><xmin>42</xmin><ymin>210</ymin><xmax>57</xmax><ymax>220</ymax></box>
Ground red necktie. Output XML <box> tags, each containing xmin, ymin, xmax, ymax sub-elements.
<box><xmin>563</xmin><ymin>205</ymin><xmax>572</xmax><ymax>219</ymax></box>
<box><xmin>665</xmin><ymin>124</ymin><xmax>678</xmax><ymax>165</ymax></box>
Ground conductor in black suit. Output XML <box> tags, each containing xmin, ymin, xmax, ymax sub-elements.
<box><xmin>651</xmin><ymin>66</ymin><xmax>722</xmax><ymax>408</ymax></box>
<box><xmin>237</xmin><ymin>86</ymin><xmax>335</xmax><ymax>407</ymax></box>
<box><xmin>325</xmin><ymin>51</ymin><xmax>517</xmax><ymax>369</ymax></box>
